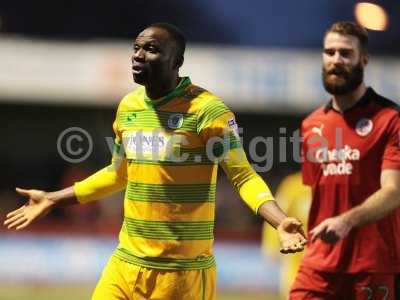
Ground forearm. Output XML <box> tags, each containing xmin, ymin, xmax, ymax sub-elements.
<box><xmin>47</xmin><ymin>186</ymin><xmax>78</xmax><ymax>207</ymax></box>
<box><xmin>238</xmin><ymin>175</ymin><xmax>275</xmax><ymax>214</ymax></box>
<box><xmin>46</xmin><ymin>161</ymin><xmax>126</xmax><ymax>207</ymax></box>
<box><xmin>74</xmin><ymin>164</ymin><xmax>127</xmax><ymax>204</ymax></box>
<box><xmin>342</xmin><ymin>186</ymin><xmax>400</xmax><ymax>228</ymax></box>
<box><xmin>258</xmin><ymin>200</ymin><xmax>288</xmax><ymax>228</ymax></box>
<box><xmin>221</xmin><ymin>148</ymin><xmax>275</xmax><ymax>213</ymax></box>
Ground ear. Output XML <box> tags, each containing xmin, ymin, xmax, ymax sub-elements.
<box><xmin>174</xmin><ymin>55</ymin><xmax>184</xmax><ymax>69</ymax></box>
<box><xmin>362</xmin><ymin>53</ymin><xmax>369</xmax><ymax>67</ymax></box>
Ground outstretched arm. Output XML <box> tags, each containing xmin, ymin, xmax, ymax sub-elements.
<box><xmin>221</xmin><ymin>148</ymin><xmax>307</xmax><ymax>254</ymax></box>
<box><xmin>310</xmin><ymin>169</ymin><xmax>400</xmax><ymax>243</ymax></box>
<box><xmin>197</xmin><ymin>101</ymin><xmax>306</xmax><ymax>253</ymax></box>
<box><xmin>4</xmin><ymin>186</ymin><xmax>77</xmax><ymax>230</ymax></box>
<box><xmin>4</xmin><ymin>154</ymin><xmax>127</xmax><ymax>231</ymax></box>
<box><xmin>4</xmin><ymin>115</ymin><xmax>127</xmax><ymax>230</ymax></box>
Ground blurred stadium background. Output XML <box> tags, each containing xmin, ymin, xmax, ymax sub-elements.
<box><xmin>0</xmin><ymin>0</ymin><xmax>399</xmax><ymax>299</ymax></box>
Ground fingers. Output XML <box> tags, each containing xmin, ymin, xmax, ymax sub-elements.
<box><xmin>5</xmin><ymin>205</ymin><xmax>26</xmax><ymax>219</ymax></box>
<box><xmin>4</xmin><ymin>205</ymin><xmax>32</xmax><ymax>230</ymax></box>
<box><xmin>299</xmin><ymin>234</ymin><xmax>307</xmax><ymax>246</ymax></box>
<box><xmin>289</xmin><ymin>218</ymin><xmax>302</xmax><ymax>227</ymax></box>
<box><xmin>310</xmin><ymin>222</ymin><xmax>328</xmax><ymax>242</ymax></box>
<box><xmin>298</xmin><ymin>226</ymin><xmax>307</xmax><ymax>240</ymax></box>
<box><xmin>287</xmin><ymin>218</ymin><xmax>307</xmax><ymax>241</ymax></box>
<box><xmin>278</xmin><ymin>217</ymin><xmax>304</xmax><ymax>234</ymax></box>
<box><xmin>320</xmin><ymin>231</ymin><xmax>339</xmax><ymax>244</ymax></box>
<box><xmin>5</xmin><ymin>189</ymin><xmax>31</xmax><ymax>222</ymax></box>
<box><xmin>280</xmin><ymin>233</ymin><xmax>307</xmax><ymax>254</ymax></box>
<box><xmin>278</xmin><ymin>218</ymin><xmax>308</xmax><ymax>254</ymax></box>
<box><xmin>16</xmin><ymin>219</ymin><xmax>31</xmax><ymax>230</ymax></box>
<box><xmin>4</xmin><ymin>214</ymin><xmax>28</xmax><ymax>230</ymax></box>
<box><xmin>280</xmin><ymin>242</ymin><xmax>304</xmax><ymax>254</ymax></box>
<box><xmin>310</xmin><ymin>219</ymin><xmax>342</xmax><ymax>244</ymax></box>
<box><xmin>15</xmin><ymin>187</ymin><xmax>31</xmax><ymax>197</ymax></box>
<box><xmin>4</xmin><ymin>212</ymin><xmax>24</xmax><ymax>226</ymax></box>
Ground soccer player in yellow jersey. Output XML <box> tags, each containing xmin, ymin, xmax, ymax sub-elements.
<box><xmin>4</xmin><ymin>23</ymin><xmax>306</xmax><ymax>300</ymax></box>
<box><xmin>262</xmin><ymin>172</ymin><xmax>311</xmax><ymax>299</ymax></box>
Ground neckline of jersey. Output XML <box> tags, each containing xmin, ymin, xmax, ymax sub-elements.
<box><xmin>143</xmin><ymin>77</ymin><xmax>191</xmax><ymax>108</ymax></box>
<box><xmin>324</xmin><ymin>87</ymin><xmax>375</xmax><ymax>114</ymax></box>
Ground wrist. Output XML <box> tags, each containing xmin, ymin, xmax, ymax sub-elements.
<box><xmin>341</xmin><ymin>211</ymin><xmax>358</xmax><ymax>229</ymax></box>
<box><xmin>46</xmin><ymin>186</ymin><xmax>78</xmax><ymax>207</ymax></box>
<box><xmin>277</xmin><ymin>216</ymin><xmax>290</xmax><ymax>227</ymax></box>
<box><xmin>258</xmin><ymin>201</ymin><xmax>287</xmax><ymax>229</ymax></box>
<box><xmin>45</xmin><ymin>191</ymin><xmax>61</xmax><ymax>208</ymax></box>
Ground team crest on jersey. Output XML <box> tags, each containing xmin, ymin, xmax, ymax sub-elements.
<box><xmin>311</xmin><ymin>124</ymin><xmax>324</xmax><ymax>136</ymax></box>
<box><xmin>127</xmin><ymin>113</ymin><xmax>136</xmax><ymax>121</ymax></box>
<box><xmin>168</xmin><ymin>113</ymin><xmax>184</xmax><ymax>129</ymax></box>
<box><xmin>355</xmin><ymin>118</ymin><xmax>373</xmax><ymax>136</ymax></box>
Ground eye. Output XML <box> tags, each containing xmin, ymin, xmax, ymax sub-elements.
<box><xmin>133</xmin><ymin>44</ymin><xmax>140</xmax><ymax>52</ymax></box>
<box><xmin>324</xmin><ymin>49</ymin><xmax>335</xmax><ymax>56</ymax></box>
<box><xmin>339</xmin><ymin>49</ymin><xmax>352</xmax><ymax>58</ymax></box>
<box><xmin>145</xmin><ymin>44</ymin><xmax>159</xmax><ymax>54</ymax></box>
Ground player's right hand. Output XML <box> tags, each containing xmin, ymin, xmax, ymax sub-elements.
<box><xmin>309</xmin><ymin>215</ymin><xmax>353</xmax><ymax>244</ymax></box>
<box><xmin>3</xmin><ymin>188</ymin><xmax>55</xmax><ymax>230</ymax></box>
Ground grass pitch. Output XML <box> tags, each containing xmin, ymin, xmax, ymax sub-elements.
<box><xmin>0</xmin><ymin>284</ymin><xmax>278</xmax><ymax>300</ymax></box>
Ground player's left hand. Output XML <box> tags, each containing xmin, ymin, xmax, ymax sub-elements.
<box><xmin>277</xmin><ymin>217</ymin><xmax>307</xmax><ymax>254</ymax></box>
<box><xmin>310</xmin><ymin>215</ymin><xmax>352</xmax><ymax>244</ymax></box>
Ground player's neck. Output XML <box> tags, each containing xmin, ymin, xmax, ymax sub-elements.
<box><xmin>145</xmin><ymin>75</ymin><xmax>180</xmax><ymax>100</ymax></box>
<box><xmin>331</xmin><ymin>83</ymin><xmax>367</xmax><ymax>113</ymax></box>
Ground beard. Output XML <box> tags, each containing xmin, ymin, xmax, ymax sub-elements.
<box><xmin>322</xmin><ymin>62</ymin><xmax>364</xmax><ymax>95</ymax></box>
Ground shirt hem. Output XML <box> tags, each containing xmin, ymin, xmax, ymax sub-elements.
<box><xmin>113</xmin><ymin>248</ymin><xmax>216</xmax><ymax>271</ymax></box>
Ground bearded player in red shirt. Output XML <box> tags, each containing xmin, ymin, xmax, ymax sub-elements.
<box><xmin>289</xmin><ymin>21</ymin><xmax>400</xmax><ymax>300</ymax></box>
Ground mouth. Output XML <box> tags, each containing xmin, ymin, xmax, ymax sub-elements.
<box><xmin>328</xmin><ymin>68</ymin><xmax>346</xmax><ymax>77</ymax></box>
<box><xmin>327</xmin><ymin>70</ymin><xmax>347</xmax><ymax>81</ymax></box>
<box><xmin>329</xmin><ymin>73</ymin><xmax>343</xmax><ymax>79</ymax></box>
<box><xmin>132</xmin><ymin>64</ymin><xmax>145</xmax><ymax>74</ymax></box>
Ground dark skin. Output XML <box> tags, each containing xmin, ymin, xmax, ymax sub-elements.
<box><xmin>3</xmin><ymin>26</ymin><xmax>185</xmax><ymax>230</ymax></box>
<box><xmin>4</xmin><ymin>27</ymin><xmax>307</xmax><ymax>254</ymax></box>
<box><xmin>132</xmin><ymin>26</ymin><xmax>183</xmax><ymax>99</ymax></box>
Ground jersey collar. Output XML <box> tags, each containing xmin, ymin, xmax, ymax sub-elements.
<box><xmin>324</xmin><ymin>87</ymin><xmax>375</xmax><ymax>114</ymax></box>
<box><xmin>144</xmin><ymin>77</ymin><xmax>191</xmax><ymax>108</ymax></box>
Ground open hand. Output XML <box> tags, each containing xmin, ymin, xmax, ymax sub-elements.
<box><xmin>277</xmin><ymin>217</ymin><xmax>307</xmax><ymax>254</ymax></box>
<box><xmin>3</xmin><ymin>188</ymin><xmax>55</xmax><ymax>230</ymax></box>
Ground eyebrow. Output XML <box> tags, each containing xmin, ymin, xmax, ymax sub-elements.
<box><xmin>324</xmin><ymin>47</ymin><xmax>354</xmax><ymax>51</ymax></box>
<box><xmin>133</xmin><ymin>39</ymin><xmax>161</xmax><ymax>47</ymax></box>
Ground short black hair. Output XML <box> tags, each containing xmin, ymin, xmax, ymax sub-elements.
<box><xmin>325</xmin><ymin>21</ymin><xmax>369</xmax><ymax>53</ymax></box>
<box><xmin>149</xmin><ymin>22</ymin><xmax>186</xmax><ymax>60</ymax></box>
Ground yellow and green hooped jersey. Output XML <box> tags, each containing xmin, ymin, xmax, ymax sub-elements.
<box><xmin>75</xmin><ymin>77</ymin><xmax>274</xmax><ymax>270</ymax></box>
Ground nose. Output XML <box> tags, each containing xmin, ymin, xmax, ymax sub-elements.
<box><xmin>132</xmin><ymin>48</ymin><xmax>145</xmax><ymax>62</ymax></box>
<box><xmin>332</xmin><ymin>51</ymin><xmax>344</xmax><ymax>65</ymax></box>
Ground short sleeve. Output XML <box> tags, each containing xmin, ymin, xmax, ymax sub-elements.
<box><xmin>301</xmin><ymin>122</ymin><xmax>315</xmax><ymax>186</ymax></box>
<box><xmin>382</xmin><ymin>113</ymin><xmax>400</xmax><ymax>170</ymax></box>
